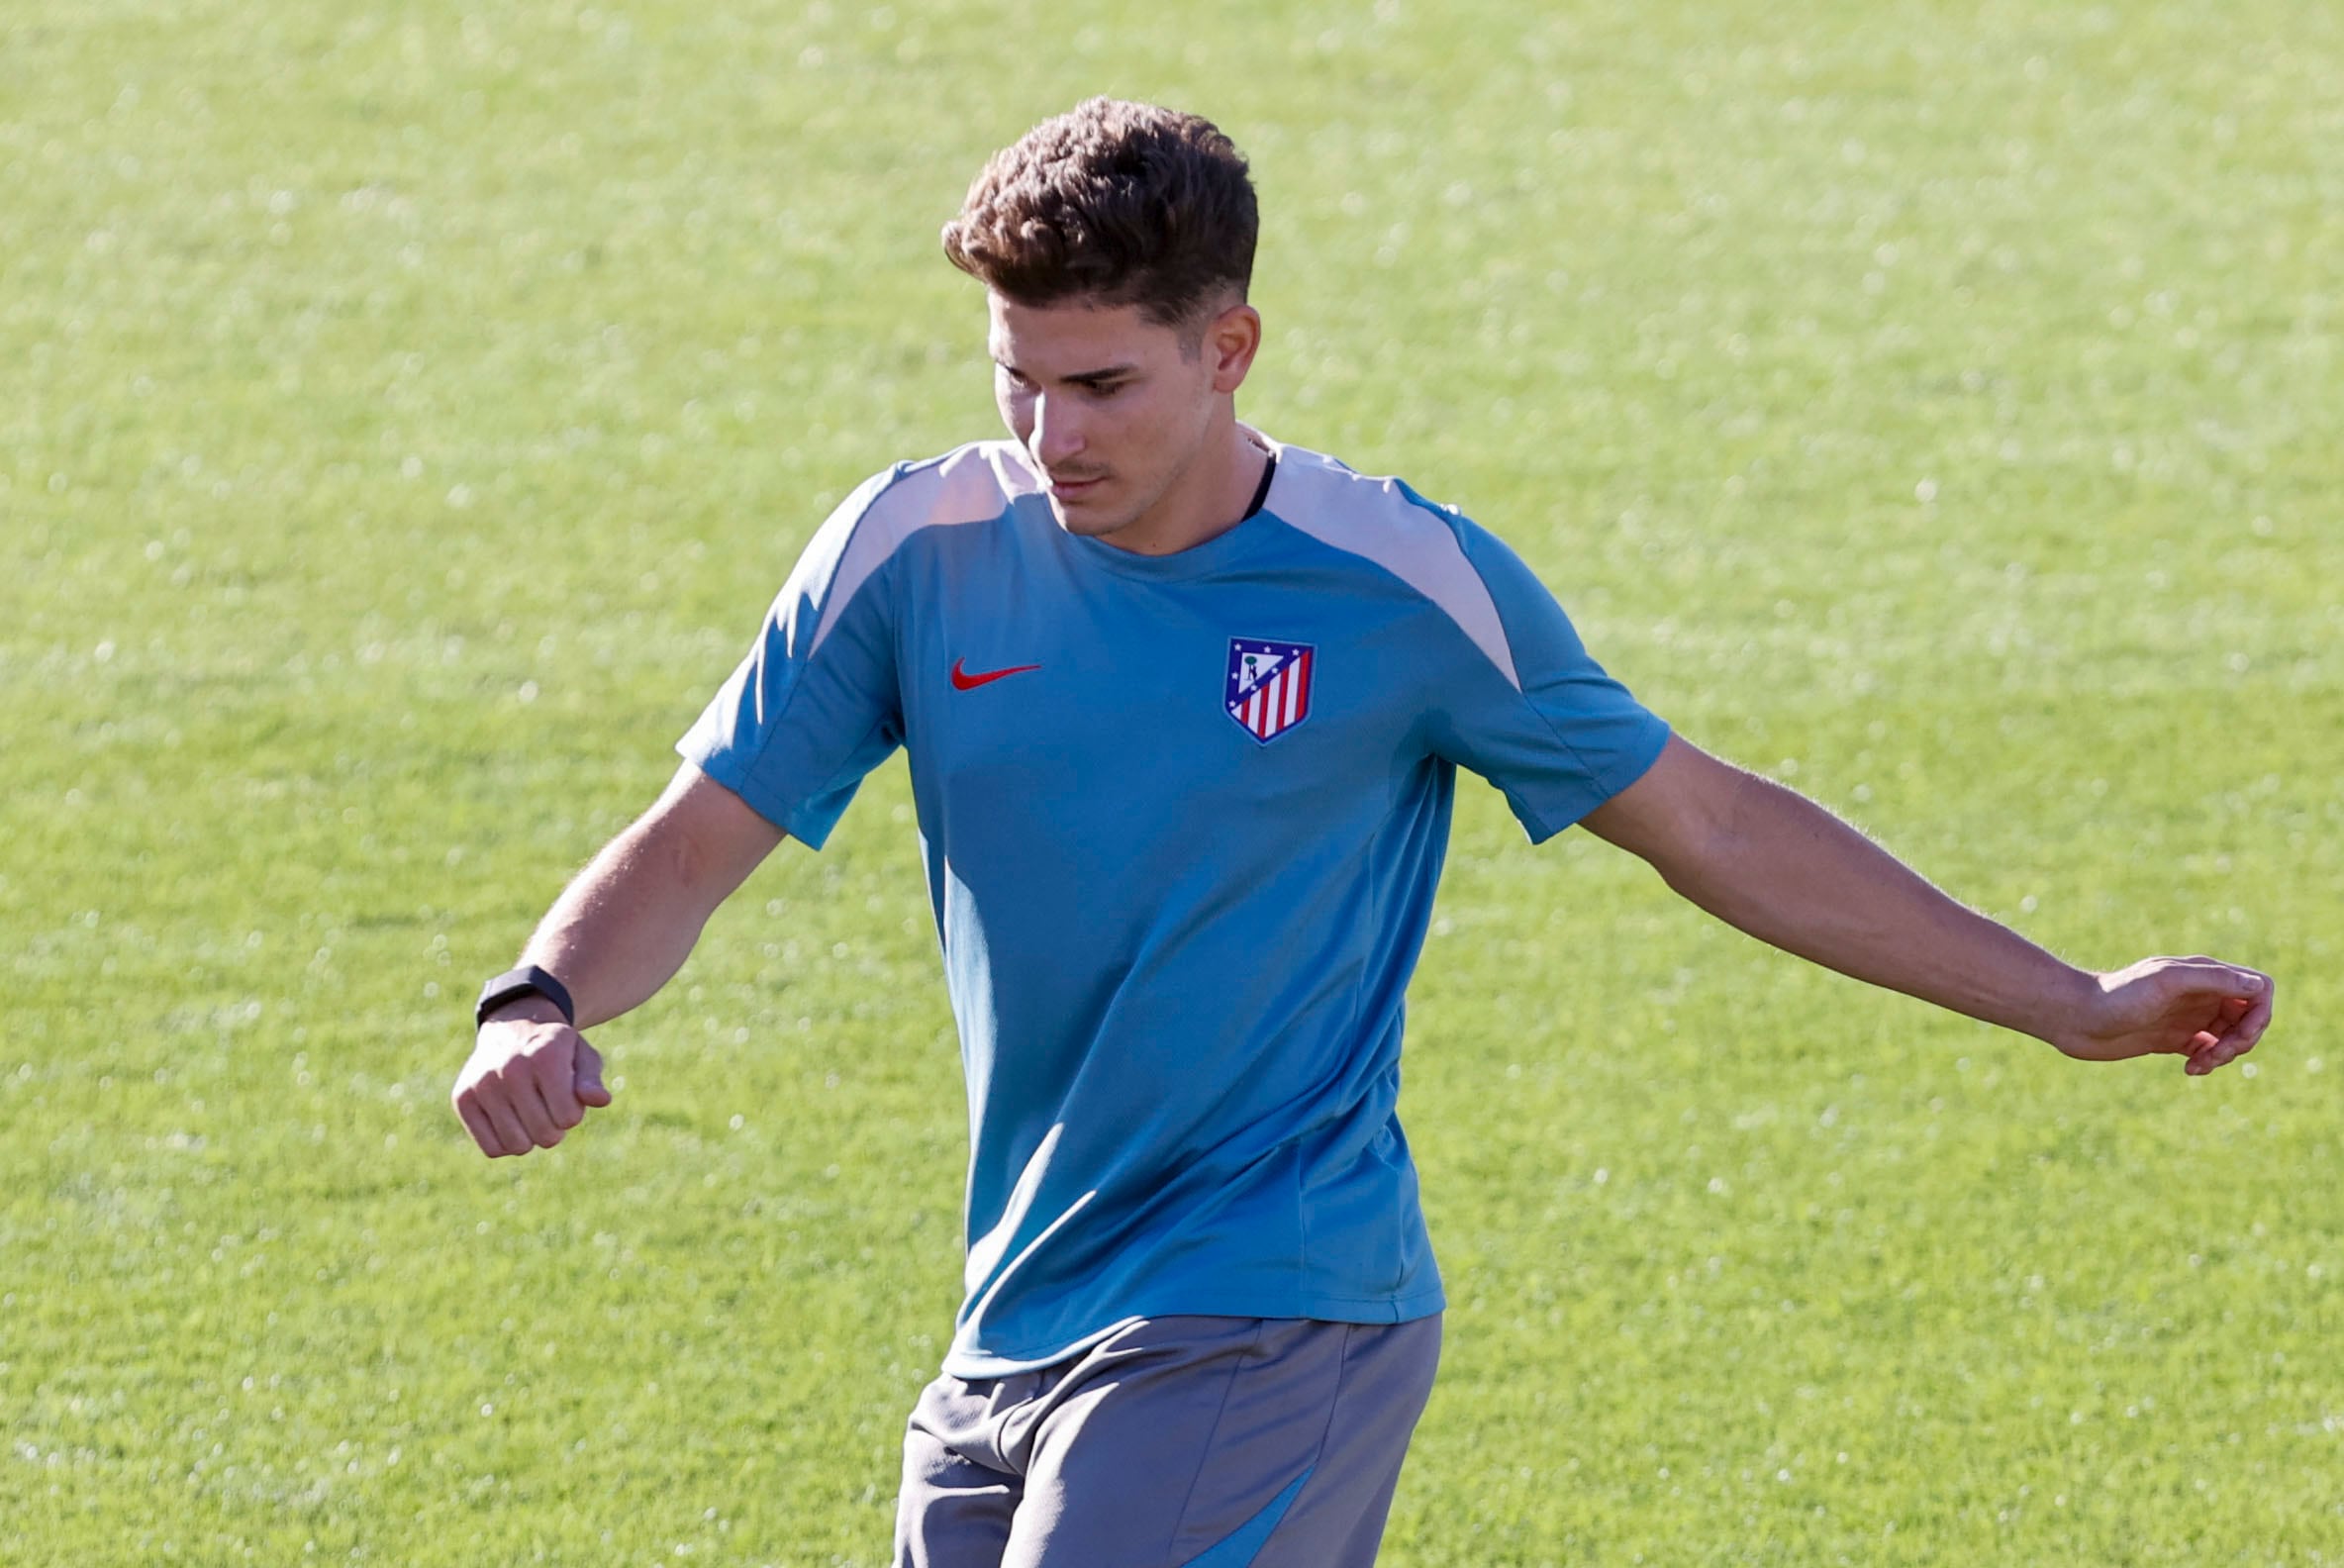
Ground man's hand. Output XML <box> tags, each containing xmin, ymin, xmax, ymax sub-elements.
<box><xmin>2051</xmin><ymin>957</ymin><xmax>2276</xmax><ymax>1076</ymax></box>
<box><xmin>451</xmin><ymin>1008</ymin><xmax>615</xmax><ymax>1157</ymax></box>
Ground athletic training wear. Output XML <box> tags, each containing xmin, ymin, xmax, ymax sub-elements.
<box><xmin>677</xmin><ymin>432</ymin><xmax>1669</xmax><ymax>1378</ymax></box>
<box><xmin>894</xmin><ymin>1314</ymin><xmax>1442</xmax><ymax>1568</ymax></box>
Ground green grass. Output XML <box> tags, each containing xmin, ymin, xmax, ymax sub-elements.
<box><xmin>5</xmin><ymin>0</ymin><xmax>2341</xmax><ymax>1562</ymax></box>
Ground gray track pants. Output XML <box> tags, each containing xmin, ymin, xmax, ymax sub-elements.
<box><xmin>895</xmin><ymin>1315</ymin><xmax>1442</xmax><ymax>1568</ymax></box>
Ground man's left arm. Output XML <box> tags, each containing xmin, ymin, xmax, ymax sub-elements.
<box><xmin>1578</xmin><ymin>735</ymin><xmax>2275</xmax><ymax>1074</ymax></box>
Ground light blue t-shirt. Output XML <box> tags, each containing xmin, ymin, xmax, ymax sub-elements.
<box><xmin>678</xmin><ymin>434</ymin><xmax>1670</xmax><ymax>1378</ymax></box>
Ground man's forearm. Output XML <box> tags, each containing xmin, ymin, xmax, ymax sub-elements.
<box><xmin>511</xmin><ymin>821</ymin><xmax>717</xmax><ymax>1029</ymax></box>
<box><xmin>496</xmin><ymin>767</ymin><xmax>785</xmax><ymax>1029</ymax></box>
<box><xmin>1649</xmin><ymin>770</ymin><xmax>2096</xmax><ymax>1042</ymax></box>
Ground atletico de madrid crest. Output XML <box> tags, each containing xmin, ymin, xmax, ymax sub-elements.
<box><xmin>1225</xmin><ymin>637</ymin><xmax>1315</xmax><ymax>743</ymax></box>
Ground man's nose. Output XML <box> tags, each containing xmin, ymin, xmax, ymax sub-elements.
<box><xmin>1031</xmin><ymin>394</ymin><xmax>1085</xmax><ymax>468</ymax></box>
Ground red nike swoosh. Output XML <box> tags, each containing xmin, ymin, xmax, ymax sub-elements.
<box><xmin>951</xmin><ymin>657</ymin><xmax>1042</xmax><ymax>691</ymax></box>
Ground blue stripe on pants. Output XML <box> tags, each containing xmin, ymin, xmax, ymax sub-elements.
<box><xmin>1179</xmin><ymin>1466</ymin><xmax>1313</xmax><ymax>1568</ymax></box>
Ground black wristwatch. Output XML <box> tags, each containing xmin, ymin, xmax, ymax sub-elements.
<box><xmin>474</xmin><ymin>964</ymin><xmax>577</xmax><ymax>1029</ymax></box>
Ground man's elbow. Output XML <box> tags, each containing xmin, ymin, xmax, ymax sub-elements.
<box><xmin>1584</xmin><ymin>737</ymin><xmax>1759</xmax><ymax>885</ymax></box>
<box><xmin>634</xmin><ymin>771</ymin><xmax>786</xmax><ymax>905</ymax></box>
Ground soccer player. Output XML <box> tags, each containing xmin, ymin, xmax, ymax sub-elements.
<box><xmin>453</xmin><ymin>99</ymin><xmax>2276</xmax><ymax>1567</ymax></box>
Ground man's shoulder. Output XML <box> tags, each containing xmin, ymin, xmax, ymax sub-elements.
<box><xmin>1257</xmin><ymin>434</ymin><xmax>1523</xmax><ymax>685</ymax></box>
<box><xmin>782</xmin><ymin>441</ymin><xmax>1040</xmax><ymax>617</ymax></box>
<box><xmin>1261</xmin><ymin>436</ymin><xmax>1492</xmax><ymax>548</ymax></box>
<box><xmin>839</xmin><ymin>439</ymin><xmax>1045</xmax><ymax>535</ymax></box>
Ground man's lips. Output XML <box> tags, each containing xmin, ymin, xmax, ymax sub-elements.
<box><xmin>1049</xmin><ymin>473</ymin><xmax>1106</xmax><ymax>500</ymax></box>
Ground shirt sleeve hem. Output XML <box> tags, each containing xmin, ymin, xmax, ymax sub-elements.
<box><xmin>1514</xmin><ymin>715</ymin><xmax>1673</xmax><ymax>844</ymax></box>
<box><xmin>674</xmin><ymin>737</ymin><xmax>838</xmax><ymax>849</ymax></box>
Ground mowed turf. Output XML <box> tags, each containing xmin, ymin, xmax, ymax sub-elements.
<box><xmin>5</xmin><ymin>0</ymin><xmax>2341</xmax><ymax>1562</ymax></box>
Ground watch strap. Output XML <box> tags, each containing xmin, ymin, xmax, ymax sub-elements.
<box><xmin>474</xmin><ymin>964</ymin><xmax>577</xmax><ymax>1029</ymax></box>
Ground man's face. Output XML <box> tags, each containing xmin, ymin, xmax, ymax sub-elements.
<box><xmin>987</xmin><ymin>291</ymin><xmax>1245</xmax><ymax>548</ymax></box>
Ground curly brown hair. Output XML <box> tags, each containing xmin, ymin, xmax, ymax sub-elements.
<box><xmin>941</xmin><ymin>99</ymin><xmax>1257</xmax><ymax>329</ymax></box>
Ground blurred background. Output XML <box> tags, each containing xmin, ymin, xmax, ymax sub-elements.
<box><xmin>4</xmin><ymin>1</ymin><xmax>2339</xmax><ymax>1561</ymax></box>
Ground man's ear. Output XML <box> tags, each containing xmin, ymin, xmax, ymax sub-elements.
<box><xmin>1206</xmin><ymin>302</ymin><xmax>1262</xmax><ymax>395</ymax></box>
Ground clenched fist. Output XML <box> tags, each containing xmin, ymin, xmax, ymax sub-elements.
<box><xmin>452</xmin><ymin>1008</ymin><xmax>615</xmax><ymax>1157</ymax></box>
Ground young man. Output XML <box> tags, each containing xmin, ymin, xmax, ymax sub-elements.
<box><xmin>453</xmin><ymin>100</ymin><xmax>2275</xmax><ymax>1567</ymax></box>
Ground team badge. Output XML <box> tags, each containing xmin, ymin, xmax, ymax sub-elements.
<box><xmin>1225</xmin><ymin>637</ymin><xmax>1315</xmax><ymax>743</ymax></box>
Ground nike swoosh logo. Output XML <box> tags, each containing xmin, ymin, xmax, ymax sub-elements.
<box><xmin>951</xmin><ymin>657</ymin><xmax>1042</xmax><ymax>691</ymax></box>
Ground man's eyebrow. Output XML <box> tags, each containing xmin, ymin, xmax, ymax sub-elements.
<box><xmin>989</xmin><ymin>354</ymin><xmax>1139</xmax><ymax>387</ymax></box>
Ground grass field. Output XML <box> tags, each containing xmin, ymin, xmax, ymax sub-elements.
<box><xmin>5</xmin><ymin>0</ymin><xmax>2341</xmax><ymax>1562</ymax></box>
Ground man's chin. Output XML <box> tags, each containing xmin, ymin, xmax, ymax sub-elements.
<box><xmin>1048</xmin><ymin>497</ymin><xmax>1132</xmax><ymax>538</ymax></box>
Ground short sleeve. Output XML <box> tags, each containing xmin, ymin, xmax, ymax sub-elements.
<box><xmin>675</xmin><ymin>468</ymin><xmax>907</xmax><ymax>848</ymax></box>
<box><xmin>1426</xmin><ymin>519</ymin><xmax>1670</xmax><ymax>842</ymax></box>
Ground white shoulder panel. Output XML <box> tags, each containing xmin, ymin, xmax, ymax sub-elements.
<box><xmin>1263</xmin><ymin>441</ymin><xmax>1521</xmax><ymax>690</ymax></box>
<box><xmin>806</xmin><ymin>442</ymin><xmax>1043</xmax><ymax>656</ymax></box>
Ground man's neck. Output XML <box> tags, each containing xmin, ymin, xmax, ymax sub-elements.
<box><xmin>1096</xmin><ymin>422</ymin><xmax>1273</xmax><ymax>558</ymax></box>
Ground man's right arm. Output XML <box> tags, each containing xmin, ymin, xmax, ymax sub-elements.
<box><xmin>450</xmin><ymin>762</ymin><xmax>786</xmax><ymax>1157</ymax></box>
